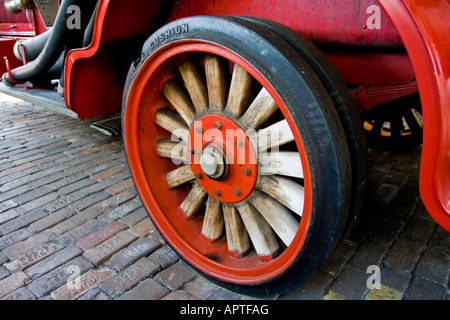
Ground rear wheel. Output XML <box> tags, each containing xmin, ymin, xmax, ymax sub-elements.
<box><xmin>123</xmin><ymin>16</ymin><xmax>352</xmax><ymax>296</ymax></box>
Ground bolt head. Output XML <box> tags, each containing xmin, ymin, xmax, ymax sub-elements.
<box><xmin>200</xmin><ymin>146</ymin><xmax>225</xmax><ymax>179</ymax></box>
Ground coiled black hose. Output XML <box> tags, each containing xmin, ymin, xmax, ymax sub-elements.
<box><xmin>2</xmin><ymin>0</ymin><xmax>97</xmax><ymax>86</ymax></box>
<box><xmin>14</xmin><ymin>30</ymin><xmax>51</xmax><ymax>62</ymax></box>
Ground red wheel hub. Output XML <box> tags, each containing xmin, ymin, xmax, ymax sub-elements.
<box><xmin>188</xmin><ymin>114</ymin><xmax>258</xmax><ymax>203</ymax></box>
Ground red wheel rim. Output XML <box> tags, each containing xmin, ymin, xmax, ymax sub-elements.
<box><xmin>124</xmin><ymin>40</ymin><xmax>313</xmax><ymax>285</ymax></box>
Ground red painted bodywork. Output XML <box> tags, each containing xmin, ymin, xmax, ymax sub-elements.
<box><xmin>167</xmin><ymin>0</ymin><xmax>416</xmax><ymax>87</ymax></box>
<box><xmin>0</xmin><ymin>38</ymin><xmax>22</xmax><ymax>75</ymax></box>
<box><xmin>168</xmin><ymin>0</ymin><xmax>403</xmax><ymax>48</ymax></box>
<box><xmin>1</xmin><ymin>0</ymin><xmax>449</xmax><ymax>231</ymax></box>
<box><xmin>64</xmin><ymin>0</ymin><xmax>166</xmax><ymax>119</ymax></box>
<box><xmin>0</xmin><ymin>4</ymin><xmax>49</xmax><ymax>36</ymax></box>
<box><xmin>0</xmin><ymin>3</ymin><xmax>48</xmax><ymax>75</ymax></box>
<box><xmin>65</xmin><ymin>0</ymin><xmax>413</xmax><ymax>116</ymax></box>
<box><xmin>378</xmin><ymin>0</ymin><xmax>450</xmax><ymax>232</ymax></box>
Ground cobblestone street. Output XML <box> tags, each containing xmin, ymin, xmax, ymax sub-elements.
<box><xmin>0</xmin><ymin>94</ymin><xmax>449</xmax><ymax>300</ymax></box>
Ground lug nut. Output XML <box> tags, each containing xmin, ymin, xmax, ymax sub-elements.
<box><xmin>243</xmin><ymin>168</ymin><xmax>251</xmax><ymax>176</ymax></box>
<box><xmin>233</xmin><ymin>188</ymin><xmax>242</xmax><ymax>197</ymax></box>
<box><xmin>214</xmin><ymin>189</ymin><xmax>222</xmax><ymax>197</ymax></box>
<box><xmin>215</xmin><ymin>122</ymin><xmax>223</xmax><ymax>130</ymax></box>
<box><xmin>196</xmin><ymin>172</ymin><xmax>203</xmax><ymax>179</ymax></box>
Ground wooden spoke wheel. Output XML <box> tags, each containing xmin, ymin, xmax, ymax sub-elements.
<box><xmin>123</xmin><ymin>16</ymin><xmax>353</xmax><ymax>296</ymax></box>
<box><xmin>362</xmin><ymin>93</ymin><xmax>423</xmax><ymax>149</ymax></box>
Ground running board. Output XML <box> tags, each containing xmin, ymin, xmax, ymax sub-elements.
<box><xmin>0</xmin><ymin>82</ymin><xmax>79</xmax><ymax>119</ymax></box>
<box><xmin>0</xmin><ymin>81</ymin><xmax>123</xmax><ymax>137</ymax></box>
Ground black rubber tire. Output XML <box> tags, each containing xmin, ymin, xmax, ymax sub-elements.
<box><xmin>122</xmin><ymin>16</ymin><xmax>352</xmax><ymax>296</ymax></box>
<box><xmin>234</xmin><ymin>16</ymin><xmax>368</xmax><ymax>236</ymax></box>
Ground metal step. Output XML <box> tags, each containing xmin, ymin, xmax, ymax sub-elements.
<box><xmin>0</xmin><ymin>82</ymin><xmax>79</xmax><ymax>119</ymax></box>
<box><xmin>90</xmin><ymin>116</ymin><xmax>122</xmax><ymax>137</ymax></box>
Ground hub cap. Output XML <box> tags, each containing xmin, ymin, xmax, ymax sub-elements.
<box><xmin>200</xmin><ymin>145</ymin><xmax>225</xmax><ymax>179</ymax></box>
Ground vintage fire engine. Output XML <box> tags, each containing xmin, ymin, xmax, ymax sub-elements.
<box><xmin>0</xmin><ymin>0</ymin><xmax>448</xmax><ymax>296</ymax></box>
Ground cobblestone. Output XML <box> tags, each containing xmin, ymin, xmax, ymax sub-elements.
<box><xmin>322</xmin><ymin>267</ymin><xmax>370</xmax><ymax>300</ymax></box>
<box><xmin>99</xmin><ymin>257</ymin><xmax>160</xmax><ymax>297</ymax></box>
<box><xmin>149</xmin><ymin>245</ymin><xmax>179</xmax><ymax>270</ymax></box>
<box><xmin>3</xmin><ymin>230</ymin><xmax>53</xmax><ymax>259</ymax></box>
<box><xmin>1</xmin><ymin>95</ymin><xmax>449</xmax><ymax>300</ymax></box>
<box><xmin>82</xmin><ymin>231</ymin><xmax>138</xmax><ymax>266</ymax></box>
<box><xmin>0</xmin><ymin>209</ymin><xmax>47</xmax><ymax>236</ymax></box>
<box><xmin>0</xmin><ymin>228</ymin><xmax>32</xmax><ymax>250</ymax></box>
<box><xmin>4</xmin><ymin>242</ymin><xmax>63</xmax><ymax>272</ymax></box>
<box><xmin>75</xmin><ymin>221</ymin><xmax>129</xmax><ymax>251</ymax></box>
<box><xmin>384</xmin><ymin>238</ymin><xmax>423</xmax><ymax>273</ymax></box>
<box><xmin>25</xmin><ymin>245</ymin><xmax>83</xmax><ymax>280</ymax></box>
<box><xmin>104</xmin><ymin>237</ymin><xmax>161</xmax><ymax>271</ymax></box>
<box><xmin>405</xmin><ymin>277</ymin><xmax>447</xmax><ymax>300</ymax></box>
<box><xmin>27</xmin><ymin>256</ymin><xmax>94</xmax><ymax>298</ymax></box>
<box><xmin>0</xmin><ymin>271</ymin><xmax>31</xmax><ymax>298</ymax></box>
<box><xmin>51</xmin><ymin>207</ymin><xmax>101</xmax><ymax>235</ymax></box>
<box><xmin>2</xmin><ymin>287</ymin><xmax>36</xmax><ymax>300</ymax></box>
<box><xmin>28</xmin><ymin>208</ymin><xmax>75</xmax><ymax>233</ymax></box>
<box><xmin>50</xmin><ymin>269</ymin><xmax>114</xmax><ymax>300</ymax></box>
<box><xmin>155</xmin><ymin>261</ymin><xmax>197</xmax><ymax>291</ymax></box>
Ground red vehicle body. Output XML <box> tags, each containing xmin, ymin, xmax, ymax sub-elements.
<box><xmin>0</xmin><ymin>0</ymin><xmax>448</xmax><ymax>295</ymax></box>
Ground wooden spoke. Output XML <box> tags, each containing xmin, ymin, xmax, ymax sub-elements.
<box><xmin>257</xmin><ymin>119</ymin><xmax>295</xmax><ymax>153</ymax></box>
<box><xmin>250</xmin><ymin>192</ymin><xmax>299</xmax><ymax>247</ymax></box>
<box><xmin>202</xmin><ymin>197</ymin><xmax>224</xmax><ymax>242</ymax></box>
<box><xmin>178</xmin><ymin>60</ymin><xmax>209</xmax><ymax>114</ymax></box>
<box><xmin>155</xmin><ymin>108</ymin><xmax>190</xmax><ymax>141</ymax></box>
<box><xmin>180</xmin><ymin>182</ymin><xmax>207</xmax><ymax>219</ymax></box>
<box><xmin>259</xmin><ymin>151</ymin><xmax>303</xmax><ymax>178</ymax></box>
<box><xmin>240</xmin><ymin>88</ymin><xmax>278</xmax><ymax>129</ymax></box>
<box><xmin>257</xmin><ymin>175</ymin><xmax>305</xmax><ymax>216</ymax></box>
<box><xmin>225</xmin><ymin>64</ymin><xmax>255</xmax><ymax>118</ymax></box>
<box><xmin>156</xmin><ymin>140</ymin><xmax>188</xmax><ymax>163</ymax></box>
<box><xmin>237</xmin><ymin>203</ymin><xmax>280</xmax><ymax>259</ymax></box>
<box><xmin>223</xmin><ymin>205</ymin><xmax>251</xmax><ymax>257</ymax></box>
<box><xmin>164</xmin><ymin>165</ymin><xmax>195</xmax><ymax>189</ymax></box>
<box><xmin>204</xmin><ymin>54</ymin><xmax>229</xmax><ymax>111</ymax></box>
<box><xmin>161</xmin><ymin>79</ymin><xmax>196</xmax><ymax>125</ymax></box>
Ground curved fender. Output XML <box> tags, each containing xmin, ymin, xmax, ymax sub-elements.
<box><xmin>379</xmin><ymin>0</ymin><xmax>450</xmax><ymax>231</ymax></box>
